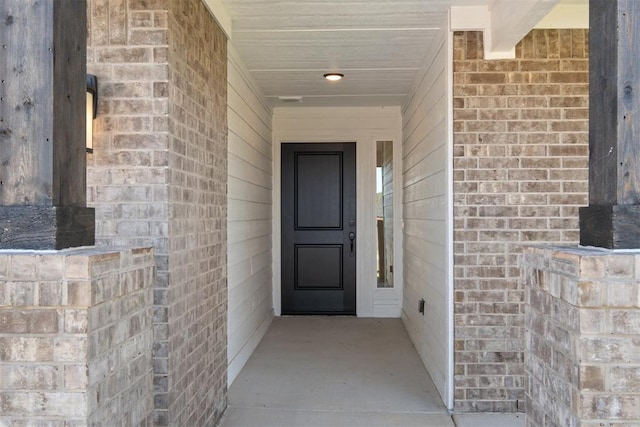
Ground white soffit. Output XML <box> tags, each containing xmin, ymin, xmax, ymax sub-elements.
<box><xmin>221</xmin><ymin>0</ymin><xmax>587</xmax><ymax>107</ymax></box>
<box><xmin>222</xmin><ymin>0</ymin><xmax>470</xmax><ymax>107</ymax></box>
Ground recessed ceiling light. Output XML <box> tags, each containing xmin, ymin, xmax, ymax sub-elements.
<box><xmin>324</xmin><ymin>73</ymin><xmax>344</xmax><ymax>81</ymax></box>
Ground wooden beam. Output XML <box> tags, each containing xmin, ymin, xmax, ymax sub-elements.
<box><xmin>0</xmin><ymin>0</ymin><xmax>94</xmax><ymax>249</ymax></box>
<box><xmin>580</xmin><ymin>0</ymin><xmax>640</xmax><ymax>249</ymax></box>
<box><xmin>0</xmin><ymin>206</ymin><xmax>95</xmax><ymax>250</ymax></box>
<box><xmin>450</xmin><ymin>1</ymin><xmax>561</xmax><ymax>60</ymax></box>
<box><xmin>488</xmin><ymin>0</ymin><xmax>559</xmax><ymax>53</ymax></box>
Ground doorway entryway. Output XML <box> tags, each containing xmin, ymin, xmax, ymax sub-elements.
<box><xmin>281</xmin><ymin>142</ymin><xmax>357</xmax><ymax>315</ymax></box>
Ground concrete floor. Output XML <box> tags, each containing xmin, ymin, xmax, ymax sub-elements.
<box><xmin>219</xmin><ymin>317</ymin><xmax>523</xmax><ymax>427</ymax></box>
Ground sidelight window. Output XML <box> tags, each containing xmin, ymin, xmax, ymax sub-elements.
<box><xmin>376</xmin><ymin>140</ymin><xmax>394</xmax><ymax>288</ymax></box>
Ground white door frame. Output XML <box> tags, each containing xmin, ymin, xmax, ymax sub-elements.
<box><xmin>272</xmin><ymin>133</ymin><xmax>402</xmax><ymax>317</ymax></box>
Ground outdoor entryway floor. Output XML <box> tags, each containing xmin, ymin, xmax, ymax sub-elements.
<box><xmin>219</xmin><ymin>317</ymin><xmax>523</xmax><ymax>427</ymax></box>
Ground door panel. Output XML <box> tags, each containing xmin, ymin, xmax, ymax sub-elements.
<box><xmin>296</xmin><ymin>153</ymin><xmax>342</xmax><ymax>229</ymax></box>
<box><xmin>295</xmin><ymin>245</ymin><xmax>342</xmax><ymax>289</ymax></box>
<box><xmin>282</xmin><ymin>143</ymin><xmax>356</xmax><ymax>315</ymax></box>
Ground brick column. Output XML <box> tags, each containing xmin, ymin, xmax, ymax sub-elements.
<box><xmin>87</xmin><ymin>0</ymin><xmax>228</xmax><ymax>424</ymax></box>
<box><xmin>523</xmin><ymin>246</ymin><xmax>640</xmax><ymax>426</ymax></box>
<box><xmin>453</xmin><ymin>29</ymin><xmax>589</xmax><ymax>412</ymax></box>
<box><xmin>0</xmin><ymin>247</ymin><xmax>155</xmax><ymax>425</ymax></box>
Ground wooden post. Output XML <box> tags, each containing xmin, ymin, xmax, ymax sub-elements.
<box><xmin>579</xmin><ymin>0</ymin><xmax>640</xmax><ymax>249</ymax></box>
<box><xmin>0</xmin><ymin>0</ymin><xmax>94</xmax><ymax>249</ymax></box>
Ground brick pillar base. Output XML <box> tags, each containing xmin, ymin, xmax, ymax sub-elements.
<box><xmin>0</xmin><ymin>247</ymin><xmax>155</xmax><ymax>425</ymax></box>
<box><xmin>523</xmin><ymin>245</ymin><xmax>640</xmax><ymax>427</ymax></box>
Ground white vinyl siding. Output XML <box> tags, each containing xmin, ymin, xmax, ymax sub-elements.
<box><xmin>400</xmin><ymin>20</ymin><xmax>453</xmax><ymax>409</ymax></box>
<box><xmin>227</xmin><ymin>44</ymin><xmax>274</xmax><ymax>385</ymax></box>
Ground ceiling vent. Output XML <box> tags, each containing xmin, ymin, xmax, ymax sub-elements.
<box><xmin>278</xmin><ymin>96</ymin><xmax>303</xmax><ymax>103</ymax></box>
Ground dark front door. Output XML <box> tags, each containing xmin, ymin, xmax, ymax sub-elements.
<box><xmin>281</xmin><ymin>143</ymin><xmax>356</xmax><ymax>315</ymax></box>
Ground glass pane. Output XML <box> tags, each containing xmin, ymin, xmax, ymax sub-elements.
<box><xmin>376</xmin><ymin>141</ymin><xmax>393</xmax><ymax>288</ymax></box>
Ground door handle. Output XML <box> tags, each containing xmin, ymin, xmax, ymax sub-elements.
<box><xmin>349</xmin><ymin>232</ymin><xmax>356</xmax><ymax>257</ymax></box>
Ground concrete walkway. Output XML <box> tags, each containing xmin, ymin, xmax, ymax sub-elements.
<box><xmin>453</xmin><ymin>413</ymin><xmax>524</xmax><ymax>427</ymax></box>
<box><xmin>219</xmin><ymin>317</ymin><xmax>523</xmax><ymax>427</ymax></box>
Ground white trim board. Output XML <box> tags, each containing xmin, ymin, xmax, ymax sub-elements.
<box><xmin>445</xmin><ymin>14</ymin><xmax>455</xmax><ymax>412</ymax></box>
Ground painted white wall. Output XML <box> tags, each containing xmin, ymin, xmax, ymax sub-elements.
<box><xmin>535</xmin><ymin>4</ymin><xmax>588</xmax><ymax>29</ymax></box>
<box><xmin>227</xmin><ymin>44</ymin><xmax>274</xmax><ymax>385</ymax></box>
<box><xmin>400</xmin><ymin>18</ymin><xmax>454</xmax><ymax>410</ymax></box>
<box><xmin>272</xmin><ymin>107</ymin><xmax>403</xmax><ymax>318</ymax></box>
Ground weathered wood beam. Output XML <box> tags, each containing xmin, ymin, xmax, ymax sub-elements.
<box><xmin>580</xmin><ymin>0</ymin><xmax>640</xmax><ymax>249</ymax></box>
<box><xmin>0</xmin><ymin>0</ymin><xmax>94</xmax><ymax>249</ymax></box>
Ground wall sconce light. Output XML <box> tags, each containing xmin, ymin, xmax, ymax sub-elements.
<box><xmin>86</xmin><ymin>74</ymin><xmax>98</xmax><ymax>154</ymax></box>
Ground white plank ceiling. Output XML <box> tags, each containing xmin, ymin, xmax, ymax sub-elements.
<box><xmin>219</xmin><ymin>0</ymin><xmax>588</xmax><ymax>108</ymax></box>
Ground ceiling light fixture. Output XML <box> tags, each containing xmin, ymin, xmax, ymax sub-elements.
<box><xmin>324</xmin><ymin>73</ymin><xmax>344</xmax><ymax>81</ymax></box>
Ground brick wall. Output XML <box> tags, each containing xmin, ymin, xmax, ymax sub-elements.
<box><xmin>166</xmin><ymin>1</ymin><xmax>228</xmax><ymax>425</ymax></box>
<box><xmin>87</xmin><ymin>1</ymin><xmax>171</xmax><ymax>423</ymax></box>
<box><xmin>453</xmin><ymin>30</ymin><xmax>589</xmax><ymax>412</ymax></box>
<box><xmin>87</xmin><ymin>0</ymin><xmax>170</xmax><ymax>261</ymax></box>
<box><xmin>0</xmin><ymin>248</ymin><xmax>155</xmax><ymax>426</ymax></box>
<box><xmin>87</xmin><ymin>0</ymin><xmax>228</xmax><ymax>425</ymax></box>
<box><xmin>523</xmin><ymin>246</ymin><xmax>640</xmax><ymax>427</ymax></box>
